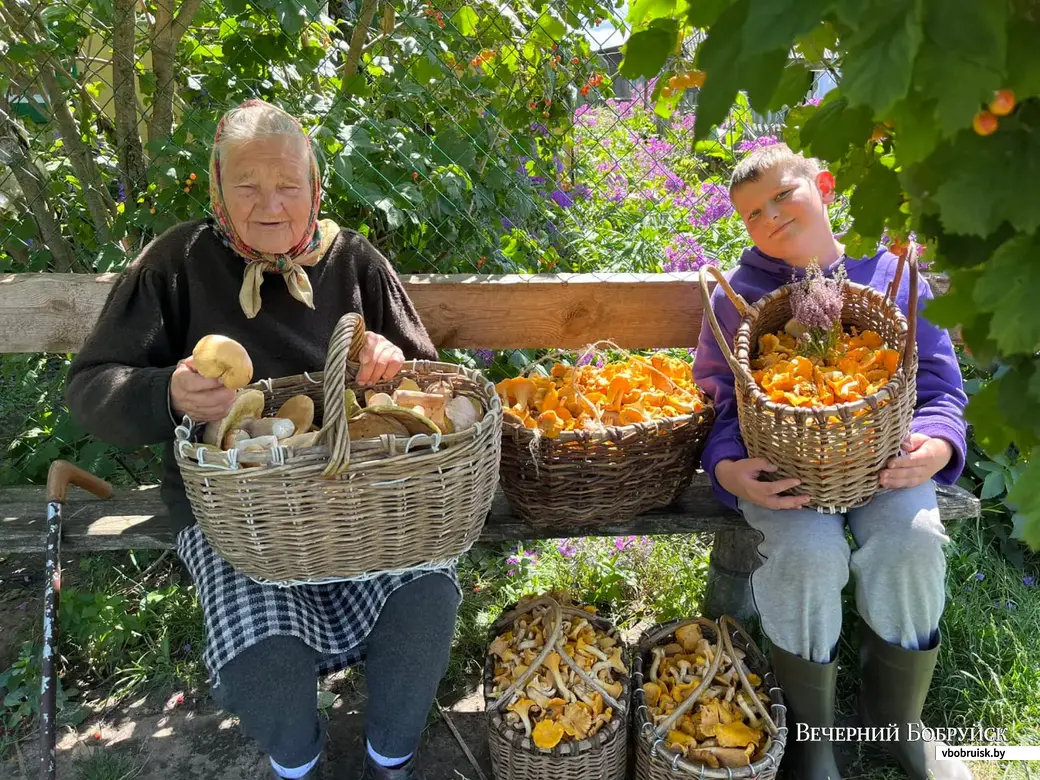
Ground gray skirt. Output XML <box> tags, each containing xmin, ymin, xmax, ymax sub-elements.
<box><xmin>176</xmin><ymin>524</ymin><xmax>461</xmax><ymax>687</ymax></box>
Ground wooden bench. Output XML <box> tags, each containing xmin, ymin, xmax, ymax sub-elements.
<box><xmin>0</xmin><ymin>272</ymin><xmax>980</xmax><ymax>619</ymax></box>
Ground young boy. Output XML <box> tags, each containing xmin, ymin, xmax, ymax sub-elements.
<box><xmin>693</xmin><ymin>143</ymin><xmax>971</xmax><ymax>780</ymax></box>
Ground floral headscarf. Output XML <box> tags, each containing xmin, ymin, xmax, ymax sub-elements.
<box><xmin>209</xmin><ymin>98</ymin><xmax>340</xmax><ymax>319</ymax></box>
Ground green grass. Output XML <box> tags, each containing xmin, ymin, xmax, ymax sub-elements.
<box><xmin>72</xmin><ymin>746</ymin><xmax>146</xmax><ymax>780</ymax></box>
<box><xmin>2</xmin><ymin>518</ymin><xmax>1036</xmax><ymax>777</ymax></box>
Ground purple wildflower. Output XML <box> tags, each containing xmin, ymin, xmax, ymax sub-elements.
<box><xmin>475</xmin><ymin>349</ymin><xmax>493</xmax><ymax>367</ymax></box>
<box><xmin>550</xmin><ymin>190</ymin><xmax>574</xmax><ymax>209</ymax></box>
<box><xmin>577</xmin><ymin>350</ymin><xmax>594</xmax><ymax>367</ymax></box>
<box><xmin>803</xmin><ymin>96</ymin><xmax>822</xmax><ymax>107</ymax></box>
<box><xmin>1024</xmin><ymin>575</ymin><xmax>1035</xmax><ymax>587</ymax></box>
<box><xmin>572</xmin><ymin>185</ymin><xmax>592</xmax><ymax>200</ymax></box>
<box><xmin>975</xmin><ymin>572</ymin><xmax>985</xmax><ymax>582</ymax></box>
<box><xmin>531</xmin><ymin>122</ymin><xmax>549</xmax><ymax>136</ymax></box>
<box><xmin>557</xmin><ymin>540</ymin><xmax>578</xmax><ymax>558</ymax></box>
<box><xmin>790</xmin><ymin>261</ymin><xmax>845</xmax><ymax>332</ymax></box>
<box><xmin>614</xmin><ymin>536</ymin><xmax>637</xmax><ymax>551</ymax></box>
<box><xmin>663</xmin><ymin>235</ymin><xmax>716</xmax><ymax>273</ymax></box>
<box><xmin>117</xmin><ymin>182</ymin><xmax>126</xmax><ymax>202</ymax></box>
<box><xmin>506</xmin><ymin>555</ymin><xmax>521</xmax><ymax>565</ymax></box>
<box><xmin>501</xmin><ymin>217</ymin><xmax>514</xmax><ymax>230</ymax></box>
<box><xmin>738</xmin><ymin>135</ymin><xmax>779</xmax><ymax>153</ymax></box>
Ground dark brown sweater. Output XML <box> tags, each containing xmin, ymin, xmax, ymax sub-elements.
<box><xmin>65</xmin><ymin>219</ymin><xmax>437</xmax><ymax>535</ymax></box>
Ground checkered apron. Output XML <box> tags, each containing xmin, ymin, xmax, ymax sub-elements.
<box><xmin>176</xmin><ymin>524</ymin><xmax>460</xmax><ymax>687</ymax></box>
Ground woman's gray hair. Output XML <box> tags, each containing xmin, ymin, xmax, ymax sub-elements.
<box><xmin>215</xmin><ymin>102</ymin><xmax>310</xmax><ymax>158</ymax></box>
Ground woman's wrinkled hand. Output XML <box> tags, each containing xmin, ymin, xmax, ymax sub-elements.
<box><xmin>170</xmin><ymin>358</ymin><xmax>237</xmax><ymax>423</ymax></box>
<box><xmin>878</xmin><ymin>433</ymin><xmax>953</xmax><ymax>489</ymax></box>
<box><xmin>354</xmin><ymin>331</ymin><xmax>405</xmax><ymax>386</ymax></box>
<box><xmin>715</xmin><ymin>458</ymin><xmax>813</xmax><ymax>511</ymax></box>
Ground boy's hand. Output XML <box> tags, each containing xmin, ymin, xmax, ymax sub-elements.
<box><xmin>878</xmin><ymin>433</ymin><xmax>952</xmax><ymax>489</ymax></box>
<box><xmin>715</xmin><ymin>458</ymin><xmax>813</xmax><ymax>510</ymax></box>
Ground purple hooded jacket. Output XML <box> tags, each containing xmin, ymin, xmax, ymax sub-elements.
<box><xmin>693</xmin><ymin>246</ymin><xmax>968</xmax><ymax>511</ymax></box>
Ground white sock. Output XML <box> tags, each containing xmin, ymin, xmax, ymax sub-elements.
<box><xmin>366</xmin><ymin>739</ymin><xmax>413</xmax><ymax>767</ymax></box>
<box><xmin>270</xmin><ymin>754</ymin><xmax>319</xmax><ymax>779</ymax></box>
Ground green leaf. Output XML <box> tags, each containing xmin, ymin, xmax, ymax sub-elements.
<box><xmin>628</xmin><ymin>0</ymin><xmax>680</xmax><ymax>28</ymax></box>
<box><xmin>532</xmin><ymin>11</ymin><xmax>566</xmax><ymax>42</ymax></box>
<box><xmin>796</xmin><ymin>22</ymin><xmax>839</xmax><ymax>65</ymax></box>
<box><xmin>1006</xmin><ymin>451</ymin><xmax>1040</xmax><ymax>550</ymax></box>
<box><xmin>1006</xmin><ymin>19</ymin><xmax>1040</xmax><ymax>99</ymax></box>
<box><xmin>686</xmin><ymin>0</ymin><xmax>730</xmax><ymax>27</ymax></box>
<box><xmin>930</xmin><ymin>118</ymin><xmax>1040</xmax><ymax>237</ymax></box>
<box><xmin>453</xmin><ymin>6</ymin><xmax>480</xmax><ymax>36</ymax></box>
<box><xmin>841</xmin><ymin>0</ymin><xmax>923</xmax><ymax>115</ymax></box>
<box><xmin>973</xmin><ymin>234</ymin><xmax>1040</xmax><ymax>356</ymax></box>
<box><xmin>981</xmin><ymin>469</ymin><xmax>1006</xmax><ymax>500</ymax></box>
<box><xmin>914</xmin><ymin>41</ymin><xmax>1002</xmax><ymax>136</ymax></box>
<box><xmin>620</xmin><ymin>19</ymin><xmax>680</xmax><ymax>80</ymax></box>
<box><xmin>742</xmin><ymin>0</ymin><xmax>836</xmax><ymax>58</ymax></box>
<box><xmin>848</xmin><ymin>160</ymin><xmax>903</xmax><ymax>239</ymax></box>
<box><xmin>798</xmin><ymin>95</ymin><xmax>874</xmax><ymax>161</ymax></box>
<box><xmin>922</xmin><ymin>0</ymin><xmax>1005</xmax><ymax>70</ymax></box>
<box><xmin>888</xmin><ymin>93</ymin><xmax>941</xmax><ymax>166</ymax></box>
<box><xmin>965</xmin><ymin>377</ymin><xmax>1016</xmax><ymax>457</ymax></box>
<box><xmin>767</xmin><ymin>62</ymin><xmax>813</xmax><ymax>112</ymax></box>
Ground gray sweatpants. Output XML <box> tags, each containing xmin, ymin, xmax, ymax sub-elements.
<box><xmin>739</xmin><ymin>481</ymin><xmax>949</xmax><ymax>664</ymax></box>
<box><xmin>210</xmin><ymin>572</ymin><xmax>460</xmax><ymax>768</ymax></box>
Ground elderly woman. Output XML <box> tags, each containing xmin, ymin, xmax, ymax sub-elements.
<box><xmin>65</xmin><ymin>99</ymin><xmax>460</xmax><ymax>780</ymax></box>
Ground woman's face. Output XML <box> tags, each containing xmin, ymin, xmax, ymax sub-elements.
<box><xmin>221</xmin><ymin>136</ymin><xmax>312</xmax><ymax>255</ymax></box>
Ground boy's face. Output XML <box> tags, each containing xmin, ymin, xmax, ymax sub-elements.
<box><xmin>730</xmin><ymin>165</ymin><xmax>836</xmax><ymax>266</ymax></box>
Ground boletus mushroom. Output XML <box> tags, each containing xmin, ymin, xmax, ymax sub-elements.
<box><xmin>192</xmin><ymin>334</ymin><xmax>253</xmax><ymax>390</ymax></box>
<box><xmin>202</xmin><ymin>389</ymin><xmax>265</xmax><ymax>448</ymax></box>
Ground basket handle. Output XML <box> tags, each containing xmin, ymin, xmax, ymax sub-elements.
<box><xmin>698</xmin><ymin>265</ymin><xmax>747</xmax><ymax>378</ymax></box>
<box><xmin>883</xmin><ymin>242</ymin><xmax>919</xmax><ymax>375</ymax></box>
<box><xmin>487</xmin><ymin>596</ymin><xmax>566</xmax><ymax>713</ymax></box>
<box><xmin>320</xmin><ymin>312</ymin><xmax>368</xmax><ymax>478</ymax></box>
<box><xmin>651</xmin><ymin>617</ymin><xmax>726</xmax><ymax>737</ymax></box>
<box><xmin>718</xmin><ymin>615</ymin><xmax>779</xmax><ymax>737</ymax></box>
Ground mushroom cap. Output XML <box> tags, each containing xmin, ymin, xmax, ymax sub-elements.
<box><xmin>203</xmin><ymin>389</ymin><xmax>266</xmax><ymax>447</ymax></box>
<box><xmin>192</xmin><ymin>334</ymin><xmax>253</xmax><ymax>389</ymax></box>
<box><xmin>275</xmin><ymin>394</ymin><xmax>315</xmax><ymax>435</ymax></box>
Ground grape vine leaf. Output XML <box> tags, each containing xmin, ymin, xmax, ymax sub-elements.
<box><xmin>973</xmin><ymin>234</ymin><xmax>1040</xmax><ymax>356</ymax></box>
<box><xmin>742</xmin><ymin>0</ymin><xmax>835</xmax><ymax>58</ymax></box>
<box><xmin>620</xmin><ymin>19</ymin><xmax>680</xmax><ymax>79</ymax></box>
<box><xmin>798</xmin><ymin>95</ymin><xmax>874</xmax><ymax>161</ymax></box>
<box><xmin>840</xmin><ymin>0</ymin><xmax>922</xmax><ymax>116</ymax></box>
<box><xmin>1007</xmin><ymin>454</ymin><xmax>1040</xmax><ymax>549</ymax></box>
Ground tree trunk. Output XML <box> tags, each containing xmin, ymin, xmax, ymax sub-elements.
<box><xmin>342</xmin><ymin>0</ymin><xmax>380</xmax><ymax>80</ymax></box>
<box><xmin>113</xmin><ymin>0</ymin><xmax>147</xmax><ymax>201</ymax></box>
<box><xmin>0</xmin><ymin>108</ymin><xmax>79</xmax><ymax>272</ymax></box>
<box><xmin>38</xmin><ymin>69</ymin><xmax>115</xmax><ymax>246</ymax></box>
<box><xmin>146</xmin><ymin>0</ymin><xmax>204</xmax><ymax>147</ymax></box>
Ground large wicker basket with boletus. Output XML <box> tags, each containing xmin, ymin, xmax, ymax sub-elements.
<box><xmin>173</xmin><ymin>312</ymin><xmax>502</xmax><ymax>586</ymax></box>
<box><xmin>633</xmin><ymin>615</ymin><xmax>786</xmax><ymax>780</ymax></box>
<box><xmin>699</xmin><ymin>246</ymin><xmax>920</xmax><ymax>513</ymax></box>
<box><xmin>484</xmin><ymin>594</ymin><xmax>630</xmax><ymax>780</ymax></box>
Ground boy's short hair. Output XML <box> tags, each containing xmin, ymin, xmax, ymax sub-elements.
<box><xmin>729</xmin><ymin>142</ymin><xmax>822</xmax><ymax>194</ymax></box>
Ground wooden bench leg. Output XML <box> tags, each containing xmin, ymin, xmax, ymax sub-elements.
<box><xmin>704</xmin><ymin>528</ymin><xmax>763</xmax><ymax>620</ymax></box>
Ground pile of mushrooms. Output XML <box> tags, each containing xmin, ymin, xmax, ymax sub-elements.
<box><xmin>642</xmin><ymin>622</ymin><xmax>774</xmax><ymax>769</ymax></box>
<box><xmin>487</xmin><ymin>597</ymin><xmax>626</xmax><ymax>750</ymax></box>
<box><xmin>187</xmin><ymin>334</ymin><xmax>484</xmax><ymax>467</ymax></box>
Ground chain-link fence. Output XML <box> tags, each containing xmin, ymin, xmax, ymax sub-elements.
<box><xmin>0</xmin><ymin>0</ymin><xmax>839</xmax><ymax>484</ymax></box>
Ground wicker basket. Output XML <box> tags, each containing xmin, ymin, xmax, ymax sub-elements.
<box><xmin>484</xmin><ymin>595</ymin><xmax>630</xmax><ymax>780</ymax></box>
<box><xmin>499</xmin><ymin>349</ymin><xmax>714</xmax><ymax>527</ymax></box>
<box><xmin>173</xmin><ymin>312</ymin><xmax>502</xmax><ymax>585</ymax></box>
<box><xmin>633</xmin><ymin>615</ymin><xmax>787</xmax><ymax>780</ymax></box>
<box><xmin>698</xmin><ymin>248</ymin><xmax>920</xmax><ymax>512</ymax></box>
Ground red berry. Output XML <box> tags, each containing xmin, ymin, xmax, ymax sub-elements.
<box><xmin>989</xmin><ymin>89</ymin><xmax>1015</xmax><ymax>117</ymax></box>
<box><xmin>542</xmin><ymin>111</ymin><xmax>550</xmax><ymax>118</ymax></box>
<box><xmin>580</xmin><ymin>85</ymin><xmax>590</xmax><ymax>96</ymax></box>
<box><xmin>973</xmin><ymin>110</ymin><xmax>998</xmax><ymax>136</ymax></box>
<box><xmin>412</xmin><ymin>172</ymin><xmax>419</xmax><ymax>180</ymax></box>
<box><xmin>571</xmin><ymin>57</ymin><xmax>579</xmax><ymax>65</ymax></box>
<box><xmin>551</xmin><ymin>43</ymin><xmax>558</xmax><ymax>51</ymax></box>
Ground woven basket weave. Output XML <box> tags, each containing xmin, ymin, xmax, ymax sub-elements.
<box><xmin>499</xmin><ymin>349</ymin><xmax>714</xmax><ymax>526</ymax></box>
<box><xmin>633</xmin><ymin>615</ymin><xmax>787</xmax><ymax>780</ymax></box>
<box><xmin>698</xmin><ymin>249</ymin><xmax>920</xmax><ymax>513</ymax></box>
<box><xmin>173</xmin><ymin>312</ymin><xmax>502</xmax><ymax>585</ymax></box>
<box><xmin>484</xmin><ymin>596</ymin><xmax>629</xmax><ymax>780</ymax></box>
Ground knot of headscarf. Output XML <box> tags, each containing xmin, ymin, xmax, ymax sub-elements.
<box><xmin>209</xmin><ymin>98</ymin><xmax>341</xmax><ymax>319</ymax></box>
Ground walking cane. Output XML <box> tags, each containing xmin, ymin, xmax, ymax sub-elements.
<box><xmin>40</xmin><ymin>460</ymin><xmax>113</xmax><ymax>780</ymax></box>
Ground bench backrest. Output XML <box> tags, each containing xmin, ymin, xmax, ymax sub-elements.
<box><xmin>0</xmin><ymin>271</ymin><xmax>949</xmax><ymax>354</ymax></box>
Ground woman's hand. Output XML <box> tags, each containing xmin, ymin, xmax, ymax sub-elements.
<box><xmin>715</xmin><ymin>458</ymin><xmax>813</xmax><ymax>511</ymax></box>
<box><xmin>354</xmin><ymin>331</ymin><xmax>405</xmax><ymax>385</ymax></box>
<box><xmin>878</xmin><ymin>433</ymin><xmax>953</xmax><ymax>489</ymax></box>
<box><xmin>170</xmin><ymin>358</ymin><xmax>237</xmax><ymax>422</ymax></box>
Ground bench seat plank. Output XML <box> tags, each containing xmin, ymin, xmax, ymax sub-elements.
<box><xmin>0</xmin><ymin>476</ymin><xmax>979</xmax><ymax>554</ymax></box>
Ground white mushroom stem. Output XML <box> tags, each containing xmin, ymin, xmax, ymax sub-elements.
<box><xmin>736</xmin><ymin>692</ymin><xmax>760</xmax><ymax>724</ymax></box>
<box><xmin>590</xmin><ymin>660</ymin><xmax>611</xmax><ymax>678</ymax></box>
<box><xmin>549</xmin><ymin>661</ymin><xmax>574</xmax><ymax>702</ymax></box>
<box><xmin>649</xmin><ymin>647</ymin><xmax>666</xmax><ymax>681</ymax></box>
<box><xmin>567</xmin><ymin>619</ymin><xmax>589</xmax><ymax>640</ymax></box>
<box><xmin>577</xmin><ymin>640</ymin><xmax>609</xmax><ymax>661</ymax></box>
<box><xmin>676</xmin><ymin>660</ymin><xmax>693</xmax><ymax>682</ymax></box>
<box><xmin>517</xmin><ymin>639</ymin><xmax>540</xmax><ymax>650</ymax></box>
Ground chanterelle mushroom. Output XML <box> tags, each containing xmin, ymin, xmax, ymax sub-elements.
<box><xmin>649</xmin><ymin>647</ymin><xmax>666</xmax><ymax>681</ymax></box>
<box><xmin>545</xmin><ymin>652</ymin><xmax>574</xmax><ymax>702</ymax></box>
<box><xmin>507</xmin><ymin>698</ymin><xmax>536</xmax><ymax>737</ymax></box>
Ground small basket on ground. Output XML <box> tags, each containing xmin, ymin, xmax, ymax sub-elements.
<box><xmin>633</xmin><ymin>615</ymin><xmax>786</xmax><ymax>780</ymax></box>
<box><xmin>498</xmin><ymin>345</ymin><xmax>714</xmax><ymax>527</ymax></box>
<box><xmin>698</xmin><ymin>247</ymin><xmax>920</xmax><ymax>513</ymax></box>
<box><xmin>173</xmin><ymin>311</ymin><xmax>502</xmax><ymax>586</ymax></box>
<box><xmin>484</xmin><ymin>594</ymin><xmax>630</xmax><ymax>780</ymax></box>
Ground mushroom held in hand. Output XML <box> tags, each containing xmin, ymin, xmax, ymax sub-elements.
<box><xmin>192</xmin><ymin>334</ymin><xmax>253</xmax><ymax>389</ymax></box>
